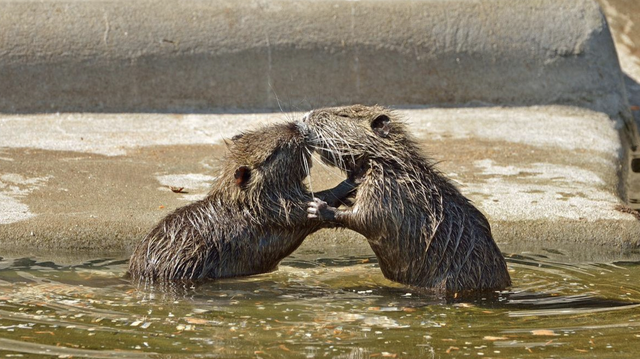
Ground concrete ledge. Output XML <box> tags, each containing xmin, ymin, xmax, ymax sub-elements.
<box><xmin>0</xmin><ymin>0</ymin><xmax>629</xmax><ymax>116</ymax></box>
<box><xmin>1</xmin><ymin>107</ymin><xmax>638</xmax><ymax>253</ymax></box>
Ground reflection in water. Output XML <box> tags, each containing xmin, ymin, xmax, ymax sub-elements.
<box><xmin>0</xmin><ymin>252</ymin><xmax>638</xmax><ymax>358</ymax></box>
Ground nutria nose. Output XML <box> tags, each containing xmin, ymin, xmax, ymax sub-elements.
<box><xmin>295</xmin><ymin>121</ymin><xmax>309</xmax><ymax>135</ymax></box>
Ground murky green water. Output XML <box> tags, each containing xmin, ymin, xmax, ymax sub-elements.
<box><xmin>0</xmin><ymin>247</ymin><xmax>639</xmax><ymax>358</ymax></box>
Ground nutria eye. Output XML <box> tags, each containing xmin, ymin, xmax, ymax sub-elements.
<box><xmin>338</xmin><ymin>114</ymin><xmax>349</xmax><ymax>118</ymax></box>
<box><xmin>371</xmin><ymin>114</ymin><xmax>391</xmax><ymax>137</ymax></box>
<box><xmin>231</xmin><ymin>134</ymin><xmax>244</xmax><ymax>141</ymax></box>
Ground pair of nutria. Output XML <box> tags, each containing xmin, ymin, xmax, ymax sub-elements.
<box><xmin>129</xmin><ymin>105</ymin><xmax>510</xmax><ymax>293</ymax></box>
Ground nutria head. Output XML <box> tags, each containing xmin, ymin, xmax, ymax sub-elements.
<box><xmin>302</xmin><ymin>105</ymin><xmax>415</xmax><ymax>176</ymax></box>
<box><xmin>212</xmin><ymin>121</ymin><xmax>314</xmax><ymax>214</ymax></box>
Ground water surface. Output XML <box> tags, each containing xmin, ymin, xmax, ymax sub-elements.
<box><xmin>0</xmin><ymin>247</ymin><xmax>639</xmax><ymax>358</ymax></box>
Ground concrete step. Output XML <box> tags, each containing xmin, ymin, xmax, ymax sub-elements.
<box><xmin>1</xmin><ymin>106</ymin><xmax>638</xmax><ymax>255</ymax></box>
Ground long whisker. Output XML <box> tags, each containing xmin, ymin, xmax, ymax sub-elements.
<box><xmin>315</xmin><ymin>129</ymin><xmax>342</xmax><ymax>168</ymax></box>
<box><xmin>320</xmin><ymin>127</ymin><xmax>349</xmax><ymax>170</ymax></box>
<box><xmin>305</xmin><ymin>131</ymin><xmax>348</xmax><ymax>175</ymax></box>
<box><xmin>302</xmin><ymin>147</ymin><xmax>314</xmax><ymax>196</ymax></box>
<box><xmin>269</xmin><ymin>81</ymin><xmax>285</xmax><ymax>114</ymax></box>
<box><xmin>325</xmin><ymin>124</ymin><xmax>358</xmax><ymax>168</ymax></box>
<box><xmin>310</xmin><ymin>152</ymin><xmax>346</xmax><ymax>181</ymax></box>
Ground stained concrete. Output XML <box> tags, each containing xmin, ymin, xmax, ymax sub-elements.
<box><xmin>1</xmin><ymin>107</ymin><xmax>638</xmax><ymax>255</ymax></box>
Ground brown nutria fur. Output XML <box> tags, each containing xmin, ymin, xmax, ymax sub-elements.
<box><xmin>128</xmin><ymin>121</ymin><xmax>355</xmax><ymax>283</ymax></box>
<box><xmin>304</xmin><ymin>105</ymin><xmax>511</xmax><ymax>293</ymax></box>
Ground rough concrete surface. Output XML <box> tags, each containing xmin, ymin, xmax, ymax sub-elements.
<box><xmin>1</xmin><ymin>107</ymin><xmax>638</xmax><ymax>255</ymax></box>
<box><xmin>0</xmin><ymin>0</ymin><xmax>629</xmax><ymax>117</ymax></box>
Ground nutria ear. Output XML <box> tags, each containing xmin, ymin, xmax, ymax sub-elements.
<box><xmin>234</xmin><ymin>166</ymin><xmax>251</xmax><ymax>186</ymax></box>
<box><xmin>371</xmin><ymin>114</ymin><xmax>391</xmax><ymax>137</ymax></box>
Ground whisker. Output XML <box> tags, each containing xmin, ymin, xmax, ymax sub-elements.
<box><xmin>326</xmin><ymin>125</ymin><xmax>357</xmax><ymax>167</ymax></box>
<box><xmin>302</xmin><ymin>147</ymin><xmax>314</xmax><ymax>195</ymax></box>
<box><xmin>268</xmin><ymin>81</ymin><xmax>285</xmax><ymax>114</ymax></box>
<box><xmin>311</xmin><ymin>153</ymin><xmax>346</xmax><ymax>181</ymax></box>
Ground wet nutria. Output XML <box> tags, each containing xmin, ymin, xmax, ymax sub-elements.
<box><xmin>304</xmin><ymin>105</ymin><xmax>511</xmax><ymax>293</ymax></box>
<box><xmin>128</xmin><ymin>121</ymin><xmax>355</xmax><ymax>283</ymax></box>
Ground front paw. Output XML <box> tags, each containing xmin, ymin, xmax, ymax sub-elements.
<box><xmin>307</xmin><ymin>197</ymin><xmax>336</xmax><ymax>221</ymax></box>
<box><xmin>307</xmin><ymin>197</ymin><xmax>327</xmax><ymax>219</ymax></box>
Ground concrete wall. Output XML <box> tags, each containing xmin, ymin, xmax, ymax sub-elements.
<box><xmin>0</xmin><ymin>0</ymin><xmax>629</xmax><ymax>116</ymax></box>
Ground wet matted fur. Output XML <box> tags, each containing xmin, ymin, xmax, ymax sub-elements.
<box><xmin>129</xmin><ymin>121</ymin><xmax>353</xmax><ymax>283</ymax></box>
<box><xmin>304</xmin><ymin>105</ymin><xmax>511</xmax><ymax>293</ymax></box>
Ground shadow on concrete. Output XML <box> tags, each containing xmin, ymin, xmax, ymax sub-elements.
<box><xmin>624</xmin><ymin>73</ymin><xmax>640</xmax><ymax>207</ymax></box>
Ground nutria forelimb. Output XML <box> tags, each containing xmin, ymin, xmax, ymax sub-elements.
<box><xmin>303</xmin><ymin>105</ymin><xmax>511</xmax><ymax>293</ymax></box>
<box><xmin>128</xmin><ymin>121</ymin><xmax>355</xmax><ymax>283</ymax></box>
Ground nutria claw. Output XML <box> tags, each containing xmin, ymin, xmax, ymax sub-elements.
<box><xmin>307</xmin><ymin>197</ymin><xmax>336</xmax><ymax>221</ymax></box>
<box><xmin>306</xmin><ymin>197</ymin><xmax>324</xmax><ymax>218</ymax></box>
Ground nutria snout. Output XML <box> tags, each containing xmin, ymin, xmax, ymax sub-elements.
<box><xmin>304</xmin><ymin>105</ymin><xmax>511</xmax><ymax>293</ymax></box>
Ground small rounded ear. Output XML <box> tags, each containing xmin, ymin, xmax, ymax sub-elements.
<box><xmin>371</xmin><ymin>114</ymin><xmax>391</xmax><ymax>137</ymax></box>
<box><xmin>234</xmin><ymin>166</ymin><xmax>251</xmax><ymax>187</ymax></box>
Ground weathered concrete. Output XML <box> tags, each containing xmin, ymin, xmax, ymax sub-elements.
<box><xmin>0</xmin><ymin>0</ymin><xmax>630</xmax><ymax>117</ymax></box>
<box><xmin>1</xmin><ymin>107</ymin><xmax>638</xmax><ymax>255</ymax></box>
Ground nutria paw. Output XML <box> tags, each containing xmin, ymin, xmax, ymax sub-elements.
<box><xmin>307</xmin><ymin>198</ymin><xmax>337</xmax><ymax>221</ymax></box>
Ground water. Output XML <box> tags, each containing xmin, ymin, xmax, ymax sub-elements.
<box><xmin>0</xmin><ymin>248</ymin><xmax>639</xmax><ymax>358</ymax></box>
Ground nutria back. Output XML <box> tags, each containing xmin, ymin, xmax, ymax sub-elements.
<box><xmin>129</xmin><ymin>121</ymin><xmax>326</xmax><ymax>283</ymax></box>
<box><xmin>304</xmin><ymin>105</ymin><xmax>511</xmax><ymax>293</ymax></box>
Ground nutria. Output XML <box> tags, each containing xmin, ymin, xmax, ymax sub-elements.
<box><xmin>304</xmin><ymin>105</ymin><xmax>511</xmax><ymax>293</ymax></box>
<box><xmin>128</xmin><ymin>121</ymin><xmax>355</xmax><ymax>283</ymax></box>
